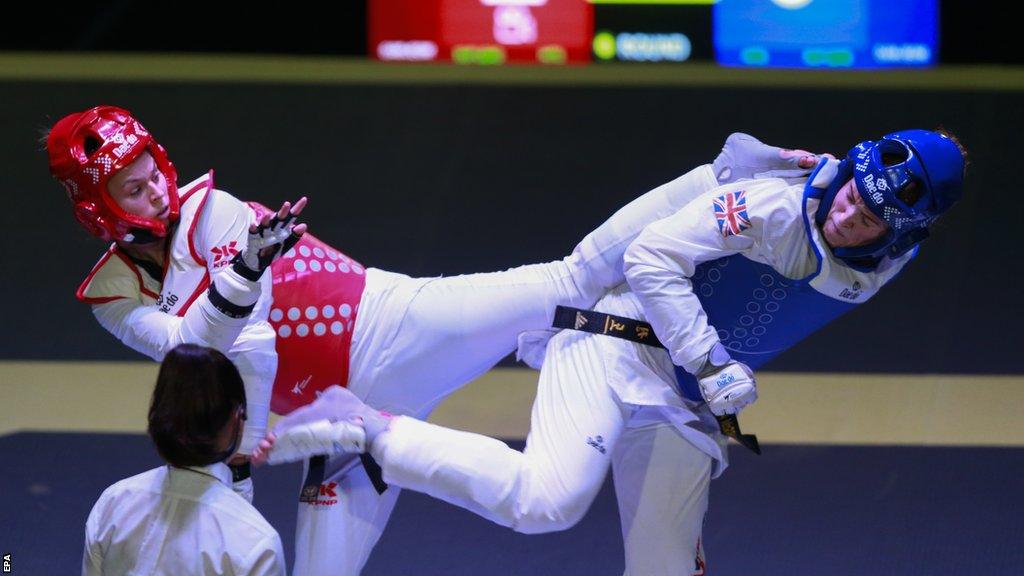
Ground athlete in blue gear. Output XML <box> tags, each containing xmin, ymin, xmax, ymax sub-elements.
<box><xmin>257</xmin><ymin>128</ymin><xmax>967</xmax><ymax>575</ymax></box>
<box><xmin>635</xmin><ymin>128</ymin><xmax>969</xmax><ymax>419</ymax></box>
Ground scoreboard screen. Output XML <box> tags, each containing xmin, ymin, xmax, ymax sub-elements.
<box><xmin>714</xmin><ymin>0</ymin><xmax>938</xmax><ymax>68</ymax></box>
<box><xmin>369</xmin><ymin>0</ymin><xmax>593</xmax><ymax>64</ymax></box>
<box><xmin>370</xmin><ymin>0</ymin><xmax>939</xmax><ymax>67</ymax></box>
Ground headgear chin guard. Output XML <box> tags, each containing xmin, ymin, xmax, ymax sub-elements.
<box><xmin>814</xmin><ymin>129</ymin><xmax>965</xmax><ymax>262</ymax></box>
<box><xmin>47</xmin><ymin>105</ymin><xmax>179</xmax><ymax>243</ymax></box>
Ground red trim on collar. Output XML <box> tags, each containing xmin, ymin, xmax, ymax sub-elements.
<box><xmin>76</xmin><ymin>243</ymin><xmax>160</xmax><ymax>303</ymax></box>
<box><xmin>184</xmin><ymin>171</ymin><xmax>216</xmax><ymax>268</ymax></box>
<box><xmin>111</xmin><ymin>248</ymin><xmax>162</xmax><ymax>300</ymax></box>
<box><xmin>179</xmin><ymin>170</ymin><xmax>215</xmax><ymax>204</ymax></box>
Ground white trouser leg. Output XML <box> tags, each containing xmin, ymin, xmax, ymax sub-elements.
<box><xmin>230</xmin><ymin>330</ymin><xmax>277</xmax><ymax>455</ymax></box>
<box><xmin>372</xmin><ymin>329</ymin><xmax>627</xmax><ymax>533</ymax></box>
<box><xmin>612</xmin><ymin>423</ymin><xmax>712</xmax><ymax>576</ymax></box>
<box><xmin>292</xmin><ymin>456</ymin><xmax>402</xmax><ymax>576</ymax></box>
<box><xmin>355</xmin><ymin>165</ymin><xmax>718</xmax><ymax>415</ymax></box>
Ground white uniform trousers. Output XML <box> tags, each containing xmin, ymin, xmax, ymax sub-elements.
<box><xmin>376</xmin><ymin>326</ymin><xmax>715</xmax><ymax>576</ymax></box>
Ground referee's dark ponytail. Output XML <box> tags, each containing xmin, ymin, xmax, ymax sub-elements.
<box><xmin>147</xmin><ymin>344</ymin><xmax>246</xmax><ymax>467</ymax></box>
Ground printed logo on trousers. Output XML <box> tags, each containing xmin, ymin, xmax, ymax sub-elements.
<box><xmin>300</xmin><ymin>481</ymin><xmax>339</xmax><ymax>507</ymax></box>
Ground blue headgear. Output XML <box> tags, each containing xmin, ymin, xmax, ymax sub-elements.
<box><xmin>814</xmin><ymin>129</ymin><xmax>965</xmax><ymax>262</ymax></box>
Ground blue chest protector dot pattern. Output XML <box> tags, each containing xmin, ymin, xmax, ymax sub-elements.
<box><xmin>673</xmin><ymin>255</ymin><xmax>858</xmax><ymax>403</ymax></box>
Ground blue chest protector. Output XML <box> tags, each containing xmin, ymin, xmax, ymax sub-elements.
<box><xmin>673</xmin><ymin>183</ymin><xmax>895</xmax><ymax>402</ymax></box>
<box><xmin>673</xmin><ymin>256</ymin><xmax>857</xmax><ymax>401</ymax></box>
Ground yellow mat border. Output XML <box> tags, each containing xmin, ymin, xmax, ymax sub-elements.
<box><xmin>1</xmin><ymin>362</ymin><xmax>1020</xmax><ymax>446</ymax></box>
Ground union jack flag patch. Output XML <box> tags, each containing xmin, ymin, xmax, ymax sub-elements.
<box><xmin>713</xmin><ymin>190</ymin><xmax>751</xmax><ymax>237</ymax></box>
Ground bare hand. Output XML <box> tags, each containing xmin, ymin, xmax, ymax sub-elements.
<box><xmin>251</xmin><ymin>432</ymin><xmax>277</xmax><ymax>466</ymax></box>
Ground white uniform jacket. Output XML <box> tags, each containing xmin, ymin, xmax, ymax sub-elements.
<box><xmin>83</xmin><ymin>463</ymin><xmax>285</xmax><ymax>575</ymax></box>
<box><xmin>77</xmin><ymin>173</ymin><xmax>276</xmax><ymax>452</ymax></box>
<box><xmin>624</xmin><ymin>160</ymin><xmax>915</xmax><ymax>375</ymax></box>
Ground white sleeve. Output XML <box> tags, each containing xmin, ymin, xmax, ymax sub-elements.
<box><xmin>198</xmin><ymin>190</ymin><xmax>263</xmax><ymax>308</ymax></box>
<box><xmin>241</xmin><ymin>533</ymin><xmax>287</xmax><ymax>576</ymax></box>
<box><xmin>195</xmin><ymin>191</ymin><xmax>278</xmax><ymax>454</ymax></box>
<box><xmin>624</xmin><ymin>185</ymin><xmax>769</xmax><ymax>374</ymax></box>
<box><xmin>92</xmin><ymin>295</ymin><xmax>250</xmax><ymax>361</ymax></box>
<box><xmin>230</xmin><ymin>323</ymin><xmax>277</xmax><ymax>455</ymax></box>
<box><xmin>194</xmin><ymin>190</ymin><xmax>256</xmax><ymax>275</ymax></box>
<box><xmin>81</xmin><ymin>497</ymin><xmax>105</xmax><ymax>576</ymax></box>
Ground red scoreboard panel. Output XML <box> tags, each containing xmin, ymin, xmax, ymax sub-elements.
<box><xmin>369</xmin><ymin>0</ymin><xmax>593</xmax><ymax>64</ymax></box>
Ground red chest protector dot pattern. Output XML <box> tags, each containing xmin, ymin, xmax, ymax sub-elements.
<box><xmin>249</xmin><ymin>203</ymin><xmax>367</xmax><ymax>415</ymax></box>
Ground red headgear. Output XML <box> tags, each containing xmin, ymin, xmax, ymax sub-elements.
<box><xmin>47</xmin><ymin>105</ymin><xmax>180</xmax><ymax>242</ymax></box>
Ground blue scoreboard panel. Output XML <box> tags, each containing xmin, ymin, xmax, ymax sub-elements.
<box><xmin>714</xmin><ymin>0</ymin><xmax>938</xmax><ymax>68</ymax></box>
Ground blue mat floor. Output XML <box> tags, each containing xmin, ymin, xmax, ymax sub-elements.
<box><xmin>2</xmin><ymin>432</ymin><xmax>1023</xmax><ymax>575</ymax></box>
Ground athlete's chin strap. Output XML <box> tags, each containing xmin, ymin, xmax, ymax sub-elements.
<box><xmin>121</xmin><ymin>227</ymin><xmax>166</xmax><ymax>245</ymax></box>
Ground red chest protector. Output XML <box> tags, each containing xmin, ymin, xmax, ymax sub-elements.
<box><xmin>250</xmin><ymin>203</ymin><xmax>367</xmax><ymax>414</ymax></box>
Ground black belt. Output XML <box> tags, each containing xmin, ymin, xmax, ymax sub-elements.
<box><xmin>552</xmin><ymin>306</ymin><xmax>760</xmax><ymax>455</ymax></box>
<box><xmin>360</xmin><ymin>453</ymin><xmax>389</xmax><ymax>494</ymax></box>
<box><xmin>229</xmin><ymin>461</ymin><xmax>252</xmax><ymax>483</ymax></box>
<box><xmin>301</xmin><ymin>453</ymin><xmax>389</xmax><ymax>504</ymax></box>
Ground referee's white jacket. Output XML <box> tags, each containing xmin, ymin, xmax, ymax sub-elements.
<box><xmin>83</xmin><ymin>463</ymin><xmax>285</xmax><ymax>575</ymax></box>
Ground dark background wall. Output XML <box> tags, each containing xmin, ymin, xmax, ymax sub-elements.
<box><xmin>1</xmin><ymin>77</ymin><xmax>1016</xmax><ymax>373</ymax></box>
